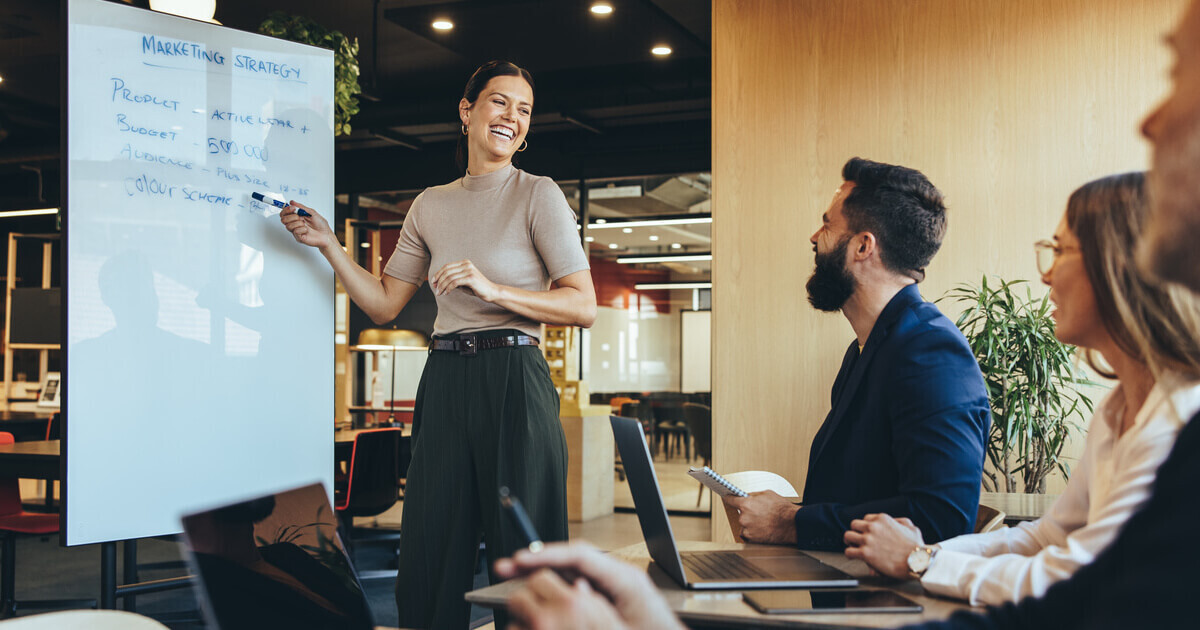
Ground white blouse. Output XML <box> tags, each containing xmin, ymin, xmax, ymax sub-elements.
<box><xmin>920</xmin><ymin>373</ymin><xmax>1200</xmax><ymax>606</ymax></box>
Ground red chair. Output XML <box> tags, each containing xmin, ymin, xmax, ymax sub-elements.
<box><xmin>334</xmin><ymin>428</ymin><xmax>404</xmax><ymax>566</ymax></box>
<box><xmin>0</xmin><ymin>432</ymin><xmax>94</xmax><ymax>617</ymax></box>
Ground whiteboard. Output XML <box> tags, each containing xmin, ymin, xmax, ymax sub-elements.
<box><xmin>65</xmin><ymin>0</ymin><xmax>335</xmax><ymax>546</ymax></box>
<box><xmin>681</xmin><ymin>310</ymin><xmax>710</xmax><ymax>393</ymax></box>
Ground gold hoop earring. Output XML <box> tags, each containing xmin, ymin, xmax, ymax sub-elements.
<box><xmin>461</xmin><ymin>124</ymin><xmax>468</xmax><ymax>135</ymax></box>
<box><xmin>517</xmin><ymin>139</ymin><xmax>528</xmax><ymax>152</ymax></box>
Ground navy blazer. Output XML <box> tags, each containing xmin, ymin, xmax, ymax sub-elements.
<box><xmin>795</xmin><ymin>284</ymin><xmax>990</xmax><ymax>550</ymax></box>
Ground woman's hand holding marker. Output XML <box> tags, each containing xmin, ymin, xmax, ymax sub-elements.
<box><xmin>279</xmin><ymin>200</ymin><xmax>337</xmax><ymax>251</ymax></box>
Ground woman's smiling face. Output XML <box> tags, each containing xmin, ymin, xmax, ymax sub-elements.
<box><xmin>460</xmin><ymin>75</ymin><xmax>533</xmax><ymax>168</ymax></box>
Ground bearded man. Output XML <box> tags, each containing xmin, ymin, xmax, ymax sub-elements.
<box><xmin>725</xmin><ymin>157</ymin><xmax>990</xmax><ymax>551</ymax></box>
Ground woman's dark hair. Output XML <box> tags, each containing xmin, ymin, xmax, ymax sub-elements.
<box><xmin>456</xmin><ymin>60</ymin><xmax>535</xmax><ymax>172</ymax></box>
<box><xmin>1066</xmin><ymin>171</ymin><xmax>1200</xmax><ymax>379</ymax></box>
<box><xmin>840</xmin><ymin>157</ymin><xmax>947</xmax><ymax>282</ymax></box>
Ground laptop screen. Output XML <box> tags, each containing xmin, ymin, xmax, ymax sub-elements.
<box><xmin>610</xmin><ymin>415</ymin><xmax>690</xmax><ymax>585</ymax></box>
<box><xmin>180</xmin><ymin>483</ymin><xmax>375</xmax><ymax>630</ymax></box>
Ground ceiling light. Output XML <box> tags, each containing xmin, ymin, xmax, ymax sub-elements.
<box><xmin>649</xmin><ymin>235</ymin><xmax>659</xmax><ymax>241</ymax></box>
<box><xmin>617</xmin><ymin>253</ymin><xmax>711</xmax><ymax>264</ymax></box>
<box><xmin>590</xmin><ymin>2</ymin><xmax>614</xmax><ymax>15</ymax></box>
<box><xmin>149</xmin><ymin>0</ymin><xmax>218</xmax><ymax>23</ymax></box>
<box><xmin>0</xmin><ymin>76</ymin><xmax>4</xmax><ymax>84</ymax></box>
<box><xmin>651</xmin><ymin>45</ymin><xmax>672</xmax><ymax>56</ymax></box>
<box><xmin>0</xmin><ymin>208</ymin><xmax>57</xmax><ymax>218</ymax></box>
<box><xmin>589</xmin><ymin>185</ymin><xmax>642</xmax><ymax>200</ymax></box>
<box><xmin>584</xmin><ymin>236</ymin><xmax>595</xmax><ymax>242</ymax></box>
<box><xmin>634</xmin><ymin>282</ymin><xmax>712</xmax><ymax>290</ymax></box>
<box><xmin>360</xmin><ymin>242</ymin><xmax>370</xmax><ymax>248</ymax></box>
<box><xmin>587</xmin><ymin>214</ymin><xmax>711</xmax><ymax>229</ymax></box>
<box><xmin>622</xmin><ymin>227</ymin><xmax>633</xmax><ymax>233</ymax></box>
<box><xmin>671</xmin><ymin>243</ymin><xmax>682</xmax><ymax>249</ymax></box>
<box><xmin>432</xmin><ymin>19</ymin><xmax>454</xmax><ymax>30</ymax></box>
<box><xmin>608</xmin><ymin>243</ymin><xmax>619</xmax><ymax>249</ymax></box>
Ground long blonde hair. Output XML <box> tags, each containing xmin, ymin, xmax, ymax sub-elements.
<box><xmin>1067</xmin><ymin>172</ymin><xmax>1200</xmax><ymax>380</ymax></box>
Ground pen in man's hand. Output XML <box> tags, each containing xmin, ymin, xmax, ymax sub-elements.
<box><xmin>499</xmin><ymin>486</ymin><xmax>543</xmax><ymax>553</ymax></box>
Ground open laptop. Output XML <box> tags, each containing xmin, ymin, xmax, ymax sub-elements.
<box><xmin>612</xmin><ymin>415</ymin><xmax>858</xmax><ymax>590</ymax></box>
<box><xmin>180</xmin><ymin>483</ymin><xmax>375</xmax><ymax>630</ymax></box>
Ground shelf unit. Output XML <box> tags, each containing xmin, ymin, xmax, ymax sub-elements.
<box><xmin>2</xmin><ymin>233</ymin><xmax>60</xmax><ymax>412</ymax></box>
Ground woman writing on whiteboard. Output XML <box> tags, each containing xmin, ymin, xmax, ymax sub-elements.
<box><xmin>279</xmin><ymin>60</ymin><xmax>596</xmax><ymax>629</ymax></box>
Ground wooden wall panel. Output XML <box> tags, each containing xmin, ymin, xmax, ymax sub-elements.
<box><xmin>712</xmin><ymin>0</ymin><xmax>1184</xmax><ymax>541</ymax></box>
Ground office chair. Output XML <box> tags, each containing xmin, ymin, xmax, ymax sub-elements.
<box><xmin>683</xmin><ymin>403</ymin><xmax>712</xmax><ymax>505</ymax></box>
<box><xmin>334</xmin><ymin>428</ymin><xmax>403</xmax><ymax>575</ymax></box>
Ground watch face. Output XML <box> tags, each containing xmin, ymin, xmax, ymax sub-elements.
<box><xmin>907</xmin><ymin>547</ymin><xmax>932</xmax><ymax>574</ymax></box>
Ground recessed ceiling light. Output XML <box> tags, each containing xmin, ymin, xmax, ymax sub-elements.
<box><xmin>649</xmin><ymin>235</ymin><xmax>659</xmax><ymax>241</ymax></box>
<box><xmin>590</xmin><ymin>2</ymin><xmax>613</xmax><ymax>15</ymax></box>
<box><xmin>651</xmin><ymin>45</ymin><xmax>672</xmax><ymax>56</ymax></box>
<box><xmin>595</xmin><ymin>218</ymin><xmax>607</xmax><ymax>224</ymax></box>
<box><xmin>584</xmin><ymin>236</ymin><xmax>595</xmax><ymax>242</ymax></box>
<box><xmin>609</xmin><ymin>243</ymin><xmax>619</xmax><ymax>249</ymax></box>
<box><xmin>671</xmin><ymin>243</ymin><xmax>682</xmax><ymax>249</ymax></box>
<box><xmin>360</xmin><ymin>242</ymin><xmax>370</xmax><ymax>248</ymax></box>
<box><xmin>432</xmin><ymin>19</ymin><xmax>454</xmax><ymax>30</ymax></box>
<box><xmin>622</xmin><ymin>227</ymin><xmax>633</xmax><ymax>233</ymax></box>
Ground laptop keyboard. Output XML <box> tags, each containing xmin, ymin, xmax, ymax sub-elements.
<box><xmin>681</xmin><ymin>551</ymin><xmax>772</xmax><ymax>580</ymax></box>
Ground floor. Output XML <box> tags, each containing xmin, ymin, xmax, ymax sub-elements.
<box><xmin>7</xmin><ymin>453</ymin><xmax>713</xmax><ymax>629</ymax></box>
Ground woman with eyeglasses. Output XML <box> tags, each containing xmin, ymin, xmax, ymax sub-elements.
<box><xmin>841</xmin><ymin>171</ymin><xmax>1200</xmax><ymax>606</ymax></box>
<box><xmin>279</xmin><ymin>60</ymin><xmax>596</xmax><ymax>628</ymax></box>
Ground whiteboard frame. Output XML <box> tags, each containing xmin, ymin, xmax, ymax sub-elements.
<box><xmin>62</xmin><ymin>0</ymin><xmax>336</xmax><ymax>546</ymax></box>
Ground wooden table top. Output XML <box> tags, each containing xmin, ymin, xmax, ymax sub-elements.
<box><xmin>0</xmin><ymin>439</ymin><xmax>60</xmax><ymax>479</ymax></box>
<box><xmin>467</xmin><ymin>541</ymin><xmax>972</xmax><ymax>628</ymax></box>
<box><xmin>0</xmin><ymin>439</ymin><xmax>59</xmax><ymax>457</ymax></box>
<box><xmin>334</xmin><ymin>426</ymin><xmax>411</xmax><ymax>444</ymax></box>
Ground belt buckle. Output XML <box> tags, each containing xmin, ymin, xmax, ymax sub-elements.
<box><xmin>459</xmin><ymin>333</ymin><xmax>478</xmax><ymax>357</ymax></box>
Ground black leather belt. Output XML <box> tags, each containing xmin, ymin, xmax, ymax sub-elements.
<box><xmin>430</xmin><ymin>333</ymin><xmax>540</xmax><ymax>357</ymax></box>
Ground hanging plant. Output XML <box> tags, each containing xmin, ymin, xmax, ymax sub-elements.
<box><xmin>258</xmin><ymin>12</ymin><xmax>361</xmax><ymax>136</ymax></box>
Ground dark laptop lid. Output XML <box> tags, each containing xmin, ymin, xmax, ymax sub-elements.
<box><xmin>610</xmin><ymin>415</ymin><xmax>690</xmax><ymax>586</ymax></box>
<box><xmin>180</xmin><ymin>483</ymin><xmax>375</xmax><ymax>630</ymax></box>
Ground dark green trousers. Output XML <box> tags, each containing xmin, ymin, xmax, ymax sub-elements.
<box><xmin>395</xmin><ymin>330</ymin><xmax>569</xmax><ymax>629</ymax></box>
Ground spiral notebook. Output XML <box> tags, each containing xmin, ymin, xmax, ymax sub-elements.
<box><xmin>688</xmin><ymin>466</ymin><xmax>748</xmax><ymax>497</ymax></box>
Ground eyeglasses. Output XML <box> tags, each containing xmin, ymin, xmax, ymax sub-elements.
<box><xmin>1033</xmin><ymin>239</ymin><xmax>1079</xmax><ymax>276</ymax></box>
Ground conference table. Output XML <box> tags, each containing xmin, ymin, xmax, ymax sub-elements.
<box><xmin>467</xmin><ymin>541</ymin><xmax>973</xmax><ymax>628</ymax></box>
<box><xmin>0</xmin><ymin>410</ymin><xmax>56</xmax><ymax>442</ymax></box>
<box><xmin>0</xmin><ymin>438</ymin><xmax>59</xmax><ymax>479</ymax></box>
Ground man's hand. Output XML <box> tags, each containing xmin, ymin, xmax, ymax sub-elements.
<box><xmin>505</xmin><ymin>569</ymin><xmax>630</xmax><ymax>630</ymax></box>
<box><xmin>494</xmin><ymin>542</ymin><xmax>685</xmax><ymax>630</ymax></box>
<box><xmin>722</xmin><ymin>491</ymin><xmax>801</xmax><ymax>545</ymax></box>
<box><xmin>843</xmin><ymin>513</ymin><xmax>926</xmax><ymax>579</ymax></box>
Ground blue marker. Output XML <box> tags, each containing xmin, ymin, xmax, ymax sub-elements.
<box><xmin>252</xmin><ymin>191</ymin><xmax>310</xmax><ymax>216</ymax></box>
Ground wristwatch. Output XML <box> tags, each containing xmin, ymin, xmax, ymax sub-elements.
<box><xmin>906</xmin><ymin>545</ymin><xmax>938</xmax><ymax>579</ymax></box>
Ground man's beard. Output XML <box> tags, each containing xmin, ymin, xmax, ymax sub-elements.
<box><xmin>806</xmin><ymin>236</ymin><xmax>857</xmax><ymax>312</ymax></box>
<box><xmin>1140</xmin><ymin>125</ymin><xmax>1200</xmax><ymax>292</ymax></box>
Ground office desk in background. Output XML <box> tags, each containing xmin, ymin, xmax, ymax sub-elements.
<box><xmin>467</xmin><ymin>541</ymin><xmax>971</xmax><ymax>628</ymax></box>
<box><xmin>0</xmin><ymin>438</ymin><xmax>59</xmax><ymax>479</ymax></box>
<box><xmin>0</xmin><ymin>410</ymin><xmax>56</xmax><ymax>442</ymax></box>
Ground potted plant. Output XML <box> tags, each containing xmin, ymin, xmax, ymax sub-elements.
<box><xmin>941</xmin><ymin>276</ymin><xmax>1096</xmax><ymax>493</ymax></box>
<box><xmin>258</xmin><ymin>12</ymin><xmax>362</xmax><ymax>136</ymax></box>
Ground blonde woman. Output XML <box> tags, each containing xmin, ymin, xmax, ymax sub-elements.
<box><xmin>842</xmin><ymin>172</ymin><xmax>1200</xmax><ymax>606</ymax></box>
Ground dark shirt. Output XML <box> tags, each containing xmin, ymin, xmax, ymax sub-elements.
<box><xmin>903</xmin><ymin>410</ymin><xmax>1200</xmax><ymax>630</ymax></box>
<box><xmin>795</xmin><ymin>285</ymin><xmax>991</xmax><ymax>550</ymax></box>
